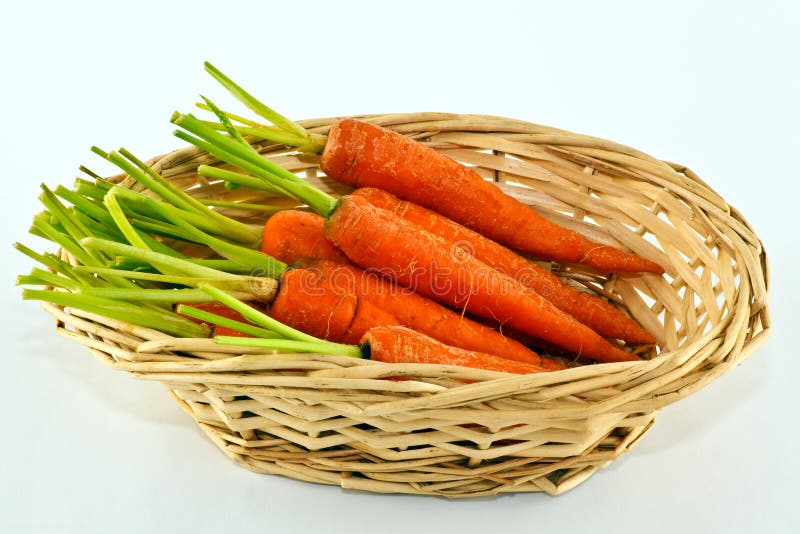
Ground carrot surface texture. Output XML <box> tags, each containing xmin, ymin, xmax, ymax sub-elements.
<box><xmin>352</xmin><ymin>187</ymin><xmax>656</xmax><ymax>345</ymax></box>
<box><xmin>261</xmin><ymin>210</ymin><xmax>350</xmax><ymax>265</ymax></box>
<box><xmin>362</xmin><ymin>326</ymin><xmax>548</xmax><ymax>375</ymax></box>
<box><xmin>268</xmin><ymin>267</ymin><xmax>402</xmax><ymax>345</ymax></box>
<box><xmin>326</xmin><ymin>197</ymin><xmax>637</xmax><ymax>363</ymax></box>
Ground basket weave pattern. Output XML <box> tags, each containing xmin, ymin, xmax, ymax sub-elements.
<box><xmin>45</xmin><ymin>113</ymin><xmax>770</xmax><ymax>497</ymax></box>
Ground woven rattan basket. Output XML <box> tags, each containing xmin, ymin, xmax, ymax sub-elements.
<box><xmin>44</xmin><ymin>113</ymin><xmax>770</xmax><ymax>497</ymax></box>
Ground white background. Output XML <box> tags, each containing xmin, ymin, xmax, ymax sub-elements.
<box><xmin>1</xmin><ymin>1</ymin><xmax>796</xmax><ymax>532</ymax></box>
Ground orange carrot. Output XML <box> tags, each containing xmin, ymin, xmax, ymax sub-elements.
<box><xmin>321</xmin><ymin>118</ymin><xmax>663</xmax><ymax>275</ymax></box>
<box><xmin>267</xmin><ymin>268</ymin><xmax>357</xmax><ymax>342</ymax></box>
<box><xmin>362</xmin><ymin>326</ymin><xmax>548</xmax><ymax>374</ymax></box>
<box><xmin>267</xmin><ymin>267</ymin><xmax>402</xmax><ymax>344</ymax></box>
<box><xmin>261</xmin><ymin>210</ymin><xmax>349</xmax><ymax>264</ymax></box>
<box><xmin>341</xmin><ymin>299</ymin><xmax>401</xmax><ymax>345</ymax></box>
<box><xmin>352</xmin><ymin>187</ymin><xmax>656</xmax><ymax>344</ymax></box>
<box><xmin>295</xmin><ymin>258</ymin><xmax>565</xmax><ymax>370</ymax></box>
<box><xmin>325</xmin><ymin>196</ymin><xmax>638</xmax><ymax>363</ymax></box>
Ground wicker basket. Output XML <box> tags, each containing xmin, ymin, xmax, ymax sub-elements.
<box><xmin>44</xmin><ymin>112</ymin><xmax>770</xmax><ymax>497</ymax></box>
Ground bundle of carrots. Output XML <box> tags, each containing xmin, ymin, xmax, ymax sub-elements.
<box><xmin>17</xmin><ymin>61</ymin><xmax>664</xmax><ymax>379</ymax></box>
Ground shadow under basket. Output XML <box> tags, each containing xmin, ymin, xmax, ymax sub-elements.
<box><xmin>44</xmin><ymin>113</ymin><xmax>770</xmax><ymax>497</ymax></box>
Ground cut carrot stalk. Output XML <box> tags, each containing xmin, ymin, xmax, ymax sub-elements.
<box><xmin>261</xmin><ymin>210</ymin><xmax>350</xmax><ymax>265</ymax></box>
<box><xmin>361</xmin><ymin>326</ymin><xmax>548</xmax><ymax>375</ymax></box>
<box><xmin>325</xmin><ymin>197</ymin><xmax>638</xmax><ymax>363</ymax></box>
<box><xmin>352</xmin><ymin>187</ymin><xmax>656</xmax><ymax>344</ymax></box>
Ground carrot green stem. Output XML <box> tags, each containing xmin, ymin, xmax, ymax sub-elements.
<box><xmin>104</xmin><ymin>187</ymin><xmax>150</xmax><ymax>249</ymax></box>
<box><xmin>22</xmin><ymin>289</ymin><xmax>211</xmax><ymax>338</ymax></box>
<box><xmin>39</xmin><ymin>185</ymin><xmax>96</xmax><ymax>252</ymax></box>
<box><xmin>35</xmin><ymin>193</ymin><xmax>146</xmax><ymax>288</ymax></box>
<box><xmin>72</xmin><ymin>266</ymin><xmax>276</xmax><ymax>300</ymax></box>
<box><xmin>73</xmin><ymin>266</ymin><xmax>238</xmax><ymax>284</ymax></box>
<box><xmin>83</xmin><ymin>215</ymin><xmax>191</xmax><ymax>276</ymax></box>
<box><xmin>15</xmin><ymin>242</ymin><xmax>80</xmax><ymax>281</ymax></box>
<box><xmin>18</xmin><ymin>268</ymin><xmax>82</xmax><ymax>291</ymax></box>
<box><xmin>109</xmin><ymin>185</ymin><xmax>246</xmax><ymax>240</ymax></box>
<box><xmin>191</xmin><ymin>259</ymin><xmax>256</xmax><ymax>273</ymax></box>
<box><xmin>72</xmin><ymin>211</ymin><xmax>122</xmax><ymax>241</ymax></box>
<box><xmin>107</xmin><ymin>257</ymin><xmax>254</xmax><ymax>275</ymax></box>
<box><xmin>93</xmin><ymin>147</ymin><xmax>260</xmax><ymax>244</ymax></box>
<box><xmin>201</xmin><ymin>95</ymin><xmax>251</xmax><ymax>147</ymax></box>
<box><xmin>81</xmin><ymin>237</ymin><xmax>242</xmax><ymax>280</ymax></box>
<box><xmin>92</xmin><ymin>147</ymin><xmax>199</xmax><ymax>214</ymax></box>
<box><xmin>128</xmin><ymin>218</ymin><xmax>200</xmax><ymax>245</ymax></box>
<box><xmin>176</xmin><ymin>304</ymin><xmax>279</xmax><ymax>339</ymax></box>
<box><xmin>198</xmin><ymin>118</ymin><xmax>310</xmax><ymax>148</ymax></box>
<box><xmin>172</xmin><ymin>113</ymin><xmax>304</xmax><ymax>186</ymax></box>
<box><xmin>79</xmin><ymin>287</ymin><xmax>256</xmax><ymax>303</ymax></box>
<box><xmin>31</xmin><ymin>215</ymin><xmax>97</xmax><ymax>269</ymax></box>
<box><xmin>203</xmin><ymin>61</ymin><xmax>310</xmax><ymax>140</ymax></box>
<box><xmin>73</xmin><ymin>180</ymin><xmax>108</xmax><ymax>201</ymax></box>
<box><xmin>56</xmin><ymin>186</ymin><xmax>188</xmax><ymax>258</ymax></box>
<box><xmin>198</xmin><ymin>198</ymin><xmax>288</xmax><ymax>213</ymax></box>
<box><xmin>213</xmin><ymin>336</ymin><xmax>362</xmax><ymax>357</ymax></box>
<box><xmin>195</xmin><ymin>103</ymin><xmax>263</xmax><ymax>128</ymax></box>
<box><xmin>17</xmin><ymin>274</ymin><xmax>52</xmax><ymax>287</ymax></box>
<box><xmin>78</xmin><ymin>166</ymin><xmax>104</xmax><ymax>181</ymax></box>
<box><xmin>56</xmin><ymin>186</ymin><xmax>114</xmax><ymax>224</ymax></box>
<box><xmin>111</xmin><ymin>187</ymin><xmax>286</xmax><ymax>277</ymax></box>
<box><xmin>197</xmin><ymin>165</ymin><xmax>285</xmax><ymax>194</ymax></box>
<box><xmin>173</xmin><ymin>114</ymin><xmax>338</xmax><ymax>217</ymax></box>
